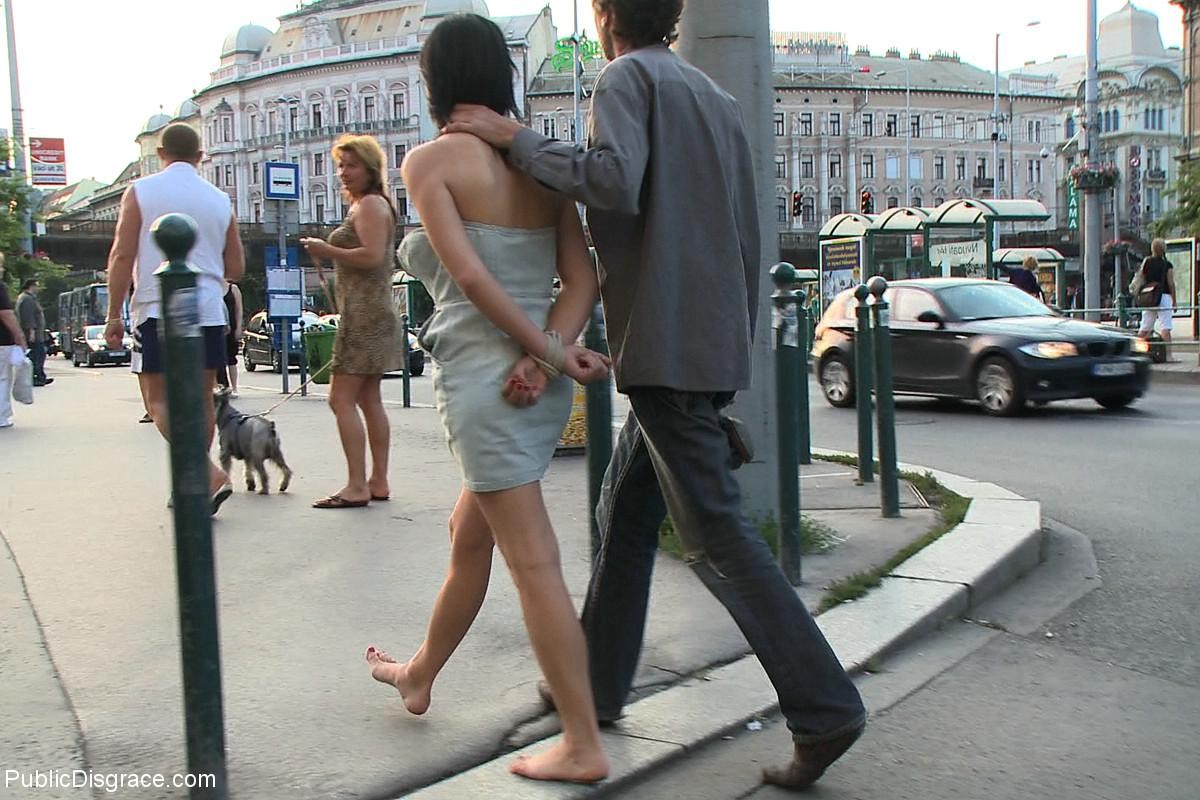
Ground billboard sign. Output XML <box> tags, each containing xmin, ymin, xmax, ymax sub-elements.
<box><xmin>29</xmin><ymin>137</ymin><xmax>67</xmax><ymax>185</ymax></box>
<box><xmin>929</xmin><ymin>239</ymin><xmax>987</xmax><ymax>277</ymax></box>
<box><xmin>264</xmin><ymin>161</ymin><xmax>300</xmax><ymax>200</ymax></box>
<box><xmin>818</xmin><ymin>237</ymin><xmax>863</xmax><ymax>314</ymax></box>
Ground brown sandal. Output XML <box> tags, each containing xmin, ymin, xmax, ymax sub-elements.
<box><xmin>312</xmin><ymin>493</ymin><xmax>369</xmax><ymax>509</ymax></box>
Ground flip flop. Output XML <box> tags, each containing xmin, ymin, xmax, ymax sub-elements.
<box><xmin>371</xmin><ymin>494</ymin><xmax>390</xmax><ymax>502</ymax></box>
<box><xmin>211</xmin><ymin>484</ymin><xmax>234</xmax><ymax>516</ymax></box>
<box><xmin>312</xmin><ymin>493</ymin><xmax>369</xmax><ymax>509</ymax></box>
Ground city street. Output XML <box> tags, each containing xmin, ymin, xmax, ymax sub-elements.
<box><xmin>620</xmin><ymin>376</ymin><xmax>1200</xmax><ymax>798</ymax></box>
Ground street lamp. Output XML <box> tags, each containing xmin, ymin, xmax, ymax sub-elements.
<box><xmin>875</xmin><ymin>68</ymin><xmax>911</xmax><ymax>207</ymax></box>
<box><xmin>994</xmin><ymin>21</ymin><xmax>1041</xmax><ymax>199</ymax></box>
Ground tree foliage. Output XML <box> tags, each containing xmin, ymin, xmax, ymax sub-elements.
<box><xmin>1153</xmin><ymin>158</ymin><xmax>1200</xmax><ymax>239</ymax></box>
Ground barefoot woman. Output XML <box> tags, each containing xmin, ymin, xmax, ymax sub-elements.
<box><xmin>364</xmin><ymin>13</ymin><xmax>611</xmax><ymax>784</ymax></box>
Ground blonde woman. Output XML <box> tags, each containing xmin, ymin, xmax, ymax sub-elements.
<box><xmin>301</xmin><ymin>135</ymin><xmax>401</xmax><ymax>508</ymax></box>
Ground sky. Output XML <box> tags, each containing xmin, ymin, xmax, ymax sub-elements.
<box><xmin>0</xmin><ymin>0</ymin><xmax>1185</xmax><ymax>188</ymax></box>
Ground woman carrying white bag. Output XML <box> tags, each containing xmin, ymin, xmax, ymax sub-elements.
<box><xmin>1</xmin><ymin>264</ymin><xmax>32</xmax><ymax>428</ymax></box>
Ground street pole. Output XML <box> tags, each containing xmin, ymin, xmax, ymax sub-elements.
<box><xmin>278</xmin><ymin>99</ymin><xmax>291</xmax><ymax>394</ymax></box>
<box><xmin>994</xmin><ymin>32</ymin><xmax>1001</xmax><ymax>208</ymax></box>
<box><xmin>904</xmin><ymin>67</ymin><xmax>911</xmax><ymax>206</ymax></box>
<box><xmin>5</xmin><ymin>0</ymin><xmax>31</xmax><ymax>255</ymax></box>
<box><xmin>1084</xmin><ymin>0</ymin><xmax>1102</xmax><ymax>321</ymax></box>
<box><xmin>677</xmin><ymin>0</ymin><xmax>779</xmax><ymax>518</ymax></box>
<box><xmin>572</xmin><ymin>0</ymin><xmax>584</xmax><ymax>145</ymax></box>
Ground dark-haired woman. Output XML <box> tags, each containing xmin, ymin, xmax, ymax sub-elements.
<box><xmin>300</xmin><ymin>134</ymin><xmax>401</xmax><ymax>508</ymax></box>
<box><xmin>363</xmin><ymin>12</ymin><xmax>611</xmax><ymax>784</ymax></box>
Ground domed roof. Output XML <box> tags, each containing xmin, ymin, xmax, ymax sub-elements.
<box><xmin>220</xmin><ymin>24</ymin><xmax>273</xmax><ymax>59</ymax></box>
<box><xmin>174</xmin><ymin>99</ymin><xmax>200</xmax><ymax>119</ymax></box>
<box><xmin>1099</xmin><ymin>2</ymin><xmax>1165</xmax><ymax>61</ymax></box>
<box><xmin>421</xmin><ymin>0</ymin><xmax>490</xmax><ymax>20</ymax></box>
<box><xmin>141</xmin><ymin>112</ymin><xmax>171</xmax><ymax>134</ymax></box>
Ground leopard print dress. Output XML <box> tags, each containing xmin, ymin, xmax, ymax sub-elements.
<box><xmin>328</xmin><ymin>203</ymin><xmax>401</xmax><ymax>375</ymax></box>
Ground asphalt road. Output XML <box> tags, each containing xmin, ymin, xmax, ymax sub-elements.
<box><xmin>621</xmin><ymin>378</ymin><xmax>1200</xmax><ymax>799</ymax></box>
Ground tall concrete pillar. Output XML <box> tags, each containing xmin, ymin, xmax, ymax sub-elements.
<box><xmin>677</xmin><ymin>0</ymin><xmax>779</xmax><ymax>518</ymax></box>
<box><xmin>1083</xmin><ymin>0</ymin><xmax>1102</xmax><ymax>320</ymax></box>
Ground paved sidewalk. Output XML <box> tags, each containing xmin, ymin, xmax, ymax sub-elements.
<box><xmin>0</xmin><ymin>360</ymin><xmax>1039</xmax><ymax>799</ymax></box>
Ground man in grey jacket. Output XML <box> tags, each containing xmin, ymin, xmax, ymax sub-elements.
<box><xmin>15</xmin><ymin>279</ymin><xmax>51</xmax><ymax>386</ymax></box>
<box><xmin>447</xmin><ymin>0</ymin><xmax>865</xmax><ymax>788</ymax></box>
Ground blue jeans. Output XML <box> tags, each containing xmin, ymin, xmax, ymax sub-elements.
<box><xmin>580</xmin><ymin>388</ymin><xmax>866</xmax><ymax>742</ymax></box>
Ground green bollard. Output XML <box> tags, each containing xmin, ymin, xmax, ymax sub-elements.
<box><xmin>868</xmin><ymin>276</ymin><xmax>900</xmax><ymax>518</ymax></box>
<box><xmin>298</xmin><ymin>319</ymin><xmax>308</xmax><ymax>397</ymax></box>
<box><xmin>584</xmin><ymin>301</ymin><xmax>613</xmax><ymax>560</ymax></box>
<box><xmin>854</xmin><ymin>284</ymin><xmax>874</xmax><ymax>485</ymax></box>
<box><xmin>770</xmin><ymin>263</ymin><xmax>801</xmax><ymax>585</ymax></box>
<box><xmin>400</xmin><ymin>313</ymin><xmax>412</xmax><ymax>409</ymax></box>
<box><xmin>795</xmin><ymin>288</ymin><xmax>812</xmax><ymax>466</ymax></box>
<box><xmin>152</xmin><ymin>213</ymin><xmax>229</xmax><ymax>800</ymax></box>
<box><xmin>1116</xmin><ymin>293</ymin><xmax>1128</xmax><ymax>329</ymax></box>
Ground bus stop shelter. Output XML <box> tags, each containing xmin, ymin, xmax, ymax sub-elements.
<box><xmin>923</xmin><ymin>199</ymin><xmax>1050</xmax><ymax>281</ymax></box>
<box><xmin>865</xmin><ymin>206</ymin><xmax>933</xmax><ymax>281</ymax></box>
<box><xmin>994</xmin><ymin>247</ymin><xmax>1067</xmax><ymax>307</ymax></box>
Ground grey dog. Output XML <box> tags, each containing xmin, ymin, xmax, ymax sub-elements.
<box><xmin>214</xmin><ymin>390</ymin><xmax>293</xmax><ymax>494</ymax></box>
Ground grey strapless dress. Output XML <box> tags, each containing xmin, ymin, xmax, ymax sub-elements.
<box><xmin>397</xmin><ymin>222</ymin><xmax>572</xmax><ymax>492</ymax></box>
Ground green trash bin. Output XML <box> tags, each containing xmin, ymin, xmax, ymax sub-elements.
<box><xmin>303</xmin><ymin>324</ymin><xmax>337</xmax><ymax>385</ymax></box>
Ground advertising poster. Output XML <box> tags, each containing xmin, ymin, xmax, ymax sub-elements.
<box><xmin>29</xmin><ymin>137</ymin><xmax>66</xmax><ymax>185</ymax></box>
<box><xmin>818</xmin><ymin>238</ymin><xmax>862</xmax><ymax>313</ymax></box>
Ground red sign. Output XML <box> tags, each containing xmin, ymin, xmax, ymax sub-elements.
<box><xmin>29</xmin><ymin>137</ymin><xmax>66</xmax><ymax>186</ymax></box>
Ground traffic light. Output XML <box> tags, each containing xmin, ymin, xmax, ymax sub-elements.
<box><xmin>860</xmin><ymin>190</ymin><xmax>873</xmax><ymax>214</ymax></box>
<box><xmin>791</xmin><ymin>191</ymin><xmax>802</xmax><ymax>218</ymax></box>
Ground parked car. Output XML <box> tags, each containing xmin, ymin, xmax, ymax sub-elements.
<box><xmin>72</xmin><ymin>324</ymin><xmax>132</xmax><ymax>367</ymax></box>
<box><xmin>812</xmin><ymin>278</ymin><xmax>1152</xmax><ymax>416</ymax></box>
<box><xmin>242</xmin><ymin>310</ymin><xmax>320</xmax><ymax>373</ymax></box>
<box><xmin>316</xmin><ymin>313</ymin><xmax>425</xmax><ymax>376</ymax></box>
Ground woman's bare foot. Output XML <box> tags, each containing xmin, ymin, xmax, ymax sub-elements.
<box><xmin>368</xmin><ymin>478</ymin><xmax>390</xmax><ymax>500</ymax></box>
<box><xmin>365</xmin><ymin>646</ymin><xmax>431</xmax><ymax>715</ymax></box>
<box><xmin>509</xmin><ymin>741</ymin><xmax>609</xmax><ymax>784</ymax></box>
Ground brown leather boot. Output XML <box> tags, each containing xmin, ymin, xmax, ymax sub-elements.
<box><xmin>761</xmin><ymin>720</ymin><xmax>865</xmax><ymax>790</ymax></box>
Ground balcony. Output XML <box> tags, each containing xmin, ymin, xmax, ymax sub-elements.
<box><xmin>1145</xmin><ymin>168</ymin><xmax>1167</xmax><ymax>183</ymax></box>
<box><xmin>208</xmin><ymin>36</ymin><xmax>422</xmax><ymax>85</ymax></box>
<box><xmin>972</xmin><ymin>176</ymin><xmax>995</xmax><ymax>190</ymax></box>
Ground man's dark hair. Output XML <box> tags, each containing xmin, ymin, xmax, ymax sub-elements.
<box><xmin>596</xmin><ymin>0</ymin><xmax>684</xmax><ymax>47</ymax></box>
<box><xmin>20</xmin><ymin>279</ymin><xmax>37</xmax><ymax>291</ymax></box>
<box><xmin>160</xmin><ymin>123</ymin><xmax>201</xmax><ymax>162</ymax></box>
<box><xmin>420</xmin><ymin>14</ymin><xmax>518</xmax><ymax>128</ymax></box>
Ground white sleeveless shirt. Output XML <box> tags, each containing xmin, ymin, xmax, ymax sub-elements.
<box><xmin>130</xmin><ymin>162</ymin><xmax>232</xmax><ymax>327</ymax></box>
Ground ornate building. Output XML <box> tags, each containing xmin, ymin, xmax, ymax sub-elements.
<box><xmin>1171</xmin><ymin>0</ymin><xmax>1200</xmax><ymax>161</ymax></box>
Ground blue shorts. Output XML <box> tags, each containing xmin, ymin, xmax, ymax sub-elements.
<box><xmin>131</xmin><ymin>318</ymin><xmax>226</xmax><ymax>375</ymax></box>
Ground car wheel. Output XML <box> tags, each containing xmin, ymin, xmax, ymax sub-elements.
<box><xmin>244</xmin><ymin>352</ymin><xmax>256</xmax><ymax>372</ymax></box>
<box><xmin>72</xmin><ymin>351</ymin><xmax>80</xmax><ymax>367</ymax></box>
<box><xmin>819</xmin><ymin>354</ymin><xmax>855</xmax><ymax>408</ymax></box>
<box><xmin>1095</xmin><ymin>394</ymin><xmax>1136</xmax><ymax>411</ymax></box>
<box><xmin>975</xmin><ymin>356</ymin><xmax>1024</xmax><ymax>416</ymax></box>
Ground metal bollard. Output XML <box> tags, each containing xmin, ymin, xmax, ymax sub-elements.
<box><xmin>297</xmin><ymin>319</ymin><xmax>308</xmax><ymax>397</ymax></box>
<box><xmin>770</xmin><ymin>263</ymin><xmax>802</xmax><ymax>585</ymax></box>
<box><xmin>400</xmin><ymin>313</ymin><xmax>412</xmax><ymax>409</ymax></box>
<box><xmin>584</xmin><ymin>301</ymin><xmax>613</xmax><ymax>560</ymax></box>
<box><xmin>1117</xmin><ymin>293</ymin><xmax>1128</xmax><ymax>329</ymax></box>
<box><xmin>796</xmin><ymin>288</ymin><xmax>812</xmax><ymax>466</ymax></box>
<box><xmin>867</xmin><ymin>276</ymin><xmax>900</xmax><ymax>518</ymax></box>
<box><xmin>152</xmin><ymin>213</ymin><xmax>229</xmax><ymax>800</ymax></box>
<box><xmin>854</xmin><ymin>284</ymin><xmax>874</xmax><ymax>485</ymax></box>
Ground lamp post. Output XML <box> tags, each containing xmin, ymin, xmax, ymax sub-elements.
<box><xmin>272</xmin><ymin>95</ymin><xmax>299</xmax><ymax>393</ymax></box>
<box><xmin>875</xmin><ymin>68</ymin><xmax>911</xmax><ymax>206</ymax></box>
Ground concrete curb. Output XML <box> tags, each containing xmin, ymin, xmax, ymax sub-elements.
<box><xmin>405</xmin><ymin>454</ymin><xmax>1044</xmax><ymax>799</ymax></box>
<box><xmin>1149</xmin><ymin>363</ymin><xmax>1200</xmax><ymax>385</ymax></box>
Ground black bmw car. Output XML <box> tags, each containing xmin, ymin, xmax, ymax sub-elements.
<box><xmin>812</xmin><ymin>278</ymin><xmax>1151</xmax><ymax>416</ymax></box>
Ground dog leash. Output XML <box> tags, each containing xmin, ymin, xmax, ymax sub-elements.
<box><xmin>253</xmin><ymin>357</ymin><xmax>335</xmax><ymax>418</ymax></box>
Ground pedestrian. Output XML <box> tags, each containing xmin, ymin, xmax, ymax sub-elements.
<box><xmin>1000</xmin><ymin>255</ymin><xmax>1043</xmax><ymax>300</ymax></box>
<box><xmin>300</xmin><ymin>135</ymin><xmax>402</xmax><ymax>509</ymax></box>
<box><xmin>1133</xmin><ymin>238</ymin><xmax>1176</xmax><ymax>353</ymax></box>
<box><xmin>215</xmin><ymin>281</ymin><xmax>243</xmax><ymax>396</ymax></box>
<box><xmin>446</xmin><ymin>0</ymin><xmax>867</xmax><ymax>789</ymax></box>
<box><xmin>15</xmin><ymin>278</ymin><xmax>52</xmax><ymax>386</ymax></box>
<box><xmin>364</xmin><ymin>13</ymin><xmax>612</xmax><ymax>784</ymax></box>
<box><xmin>104</xmin><ymin>122</ymin><xmax>246</xmax><ymax>515</ymax></box>
<box><xmin>0</xmin><ymin>259</ymin><xmax>29</xmax><ymax>429</ymax></box>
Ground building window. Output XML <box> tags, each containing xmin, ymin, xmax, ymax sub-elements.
<box><xmin>394</xmin><ymin>144</ymin><xmax>407</xmax><ymax>168</ymax></box>
<box><xmin>885</xmin><ymin>155</ymin><xmax>899</xmax><ymax>179</ymax></box>
<box><xmin>830</xmin><ymin>153</ymin><xmax>842</xmax><ymax>178</ymax></box>
<box><xmin>393</xmin><ymin>94</ymin><xmax>406</xmax><ymax>120</ymax></box>
<box><xmin>253</xmin><ymin>202</ymin><xmax>261</xmax><ymax>222</ymax></box>
<box><xmin>1066</xmin><ymin>115</ymin><xmax>1076</xmax><ymax>139</ymax></box>
<box><xmin>910</xmin><ymin>114</ymin><xmax>921</xmax><ymax>138</ymax></box>
<box><xmin>224</xmin><ymin>165</ymin><xmax>233</xmax><ymax>186</ymax></box>
<box><xmin>774</xmin><ymin>153</ymin><xmax>786</xmax><ymax>179</ymax></box>
<box><xmin>1158</xmin><ymin>108</ymin><xmax>1164</xmax><ymax>129</ymax></box>
<box><xmin>248</xmin><ymin>113</ymin><xmax>258</xmax><ymax>137</ymax></box>
<box><xmin>267</xmin><ymin>109</ymin><xmax>276</xmax><ymax>133</ymax></box>
<box><xmin>336</xmin><ymin>99</ymin><xmax>348</xmax><ymax>124</ymax></box>
<box><xmin>252</xmin><ymin>162</ymin><xmax>260</xmax><ymax>185</ymax></box>
<box><xmin>831</xmin><ymin>195</ymin><xmax>843</xmax><ymax>216</ymax></box>
<box><xmin>311</xmin><ymin>103</ymin><xmax>322</xmax><ymax>128</ymax></box>
<box><xmin>315</xmin><ymin>193</ymin><xmax>325</xmax><ymax>223</ymax></box>
<box><xmin>801</xmin><ymin>196</ymin><xmax>815</xmax><ymax>225</ymax></box>
<box><xmin>933</xmin><ymin>114</ymin><xmax>944</xmax><ymax>138</ymax></box>
<box><xmin>313</xmin><ymin>153</ymin><xmax>324</xmax><ymax>177</ymax></box>
<box><xmin>862</xmin><ymin>153</ymin><xmax>875</xmax><ymax>178</ymax></box>
<box><xmin>999</xmin><ymin>158</ymin><xmax>1006</xmax><ymax>183</ymax></box>
<box><xmin>774</xmin><ymin>113</ymin><xmax>784</xmax><ymax>137</ymax></box>
<box><xmin>289</xmin><ymin>106</ymin><xmax>299</xmax><ymax>132</ymax></box>
<box><xmin>975</xmin><ymin>119</ymin><xmax>986</xmax><ymax>140</ymax></box>
<box><xmin>911</xmin><ymin>195</ymin><xmax>922</xmax><ymax>208</ymax></box>
<box><xmin>955</xmin><ymin>156</ymin><xmax>966</xmax><ymax>180</ymax></box>
<box><xmin>1104</xmin><ymin>110</ymin><xmax>1111</xmax><ymax>132</ymax></box>
<box><xmin>862</xmin><ymin>113</ymin><xmax>874</xmax><ymax>137</ymax></box>
<box><xmin>213</xmin><ymin>166</ymin><xmax>221</xmax><ymax>186</ymax></box>
<box><xmin>934</xmin><ymin>155</ymin><xmax>945</xmax><ymax>180</ymax></box>
<box><xmin>1034</xmin><ymin>120</ymin><xmax>1043</xmax><ymax>141</ymax></box>
<box><xmin>363</xmin><ymin>95</ymin><xmax>376</xmax><ymax>122</ymax></box>
<box><xmin>222</xmin><ymin>117</ymin><xmax>232</xmax><ymax>142</ymax></box>
<box><xmin>909</xmin><ymin>155</ymin><xmax>922</xmax><ymax>180</ymax></box>
<box><xmin>886</xmin><ymin>114</ymin><xmax>898</xmax><ymax>137</ymax></box>
<box><xmin>887</xmin><ymin>196</ymin><xmax>899</xmax><ymax>209</ymax></box>
<box><xmin>829</xmin><ymin>112</ymin><xmax>841</xmax><ymax>136</ymax></box>
<box><xmin>800</xmin><ymin>113</ymin><xmax>812</xmax><ymax>136</ymax></box>
<box><xmin>1028</xmin><ymin>159</ymin><xmax>1042</xmax><ymax>183</ymax></box>
<box><xmin>801</xmin><ymin>153</ymin><xmax>813</xmax><ymax>178</ymax></box>
<box><xmin>977</xmin><ymin>157</ymin><xmax>988</xmax><ymax>179</ymax></box>
<box><xmin>954</xmin><ymin>116</ymin><xmax>966</xmax><ymax>139</ymax></box>
<box><xmin>542</xmin><ymin>116</ymin><xmax>557</xmax><ymax>139</ymax></box>
<box><xmin>777</xmin><ymin>197</ymin><xmax>788</xmax><ymax>223</ymax></box>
